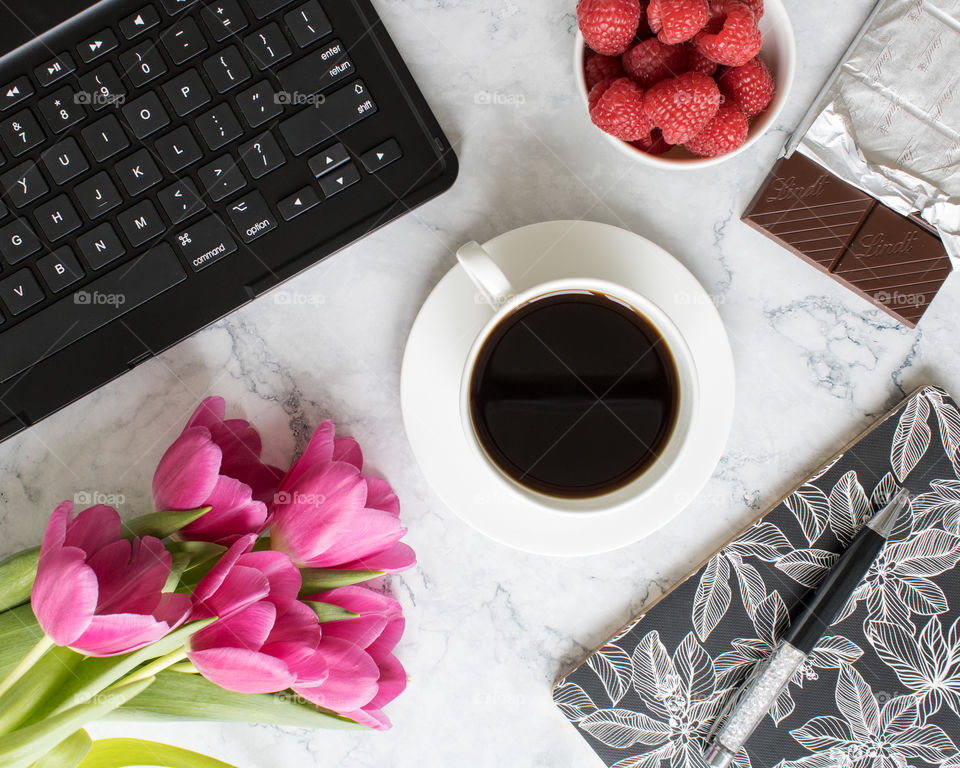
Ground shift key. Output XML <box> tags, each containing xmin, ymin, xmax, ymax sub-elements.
<box><xmin>176</xmin><ymin>215</ymin><xmax>238</xmax><ymax>271</ymax></box>
<box><xmin>279</xmin><ymin>79</ymin><xmax>377</xmax><ymax>156</ymax></box>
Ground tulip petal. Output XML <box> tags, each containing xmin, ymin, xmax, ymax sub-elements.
<box><xmin>191</xmin><ymin>534</ymin><xmax>257</xmax><ymax>605</ymax></box>
<box><xmin>292</xmin><ymin>637</ymin><xmax>379</xmax><ymax>712</ymax></box>
<box><xmin>72</xmin><ymin>612</ymin><xmax>175</xmax><ymax>656</ymax></box>
<box><xmin>293</xmin><ymin>507</ymin><xmax>405</xmax><ymax>569</ymax></box>
<box><xmin>40</xmin><ymin>501</ymin><xmax>72</xmax><ymax>556</ymax></box>
<box><xmin>179</xmin><ymin>475</ymin><xmax>267</xmax><ymax>544</ymax></box>
<box><xmin>364</xmin><ymin>476</ymin><xmax>400</xmax><ymax>517</ymax></box>
<box><xmin>193</xmin><ymin>564</ymin><xmax>270</xmax><ymax>620</ymax></box>
<box><xmin>190</xmin><ymin>601</ymin><xmax>276</xmax><ymax>652</ymax></box>
<box><xmin>279</xmin><ymin>420</ymin><xmax>335</xmax><ymax>492</ymax></box>
<box><xmin>32</xmin><ymin>548</ymin><xmax>98</xmax><ymax>645</ymax></box>
<box><xmin>366</xmin><ymin>616</ymin><xmax>405</xmax><ymax>661</ymax></box>
<box><xmin>367</xmin><ymin>652</ymin><xmax>406</xmax><ymax>708</ymax></box>
<box><xmin>263</xmin><ymin>600</ymin><xmax>320</xmax><ymax>646</ymax></box>
<box><xmin>152</xmin><ymin>591</ymin><xmax>193</xmax><ymax>631</ymax></box>
<box><xmin>238</xmin><ymin>550</ymin><xmax>301</xmax><ymax>606</ymax></box>
<box><xmin>64</xmin><ymin>504</ymin><xmax>122</xmax><ymax>555</ymax></box>
<box><xmin>337</xmin><ymin>542</ymin><xmax>416</xmax><ymax>574</ymax></box>
<box><xmin>153</xmin><ymin>427</ymin><xmax>222</xmax><ymax>510</ymax></box>
<box><xmin>332</xmin><ymin>437</ymin><xmax>363</xmax><ymax>469</ymax></box>
<box><xmin>342</xmin><ymin>707</ymin><xmax>392</xmax><ymax>731</ymax></box>
<box><xmin>309</xmin><ymin>586</ymin><xmax>399</xmax><ymax>649</ymax></box>
<box><xmin>188</xmin><ymin>647</ymin><xmax>296</xmax><ymax>694</ymax></box>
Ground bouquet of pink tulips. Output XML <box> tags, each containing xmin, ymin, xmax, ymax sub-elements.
<box><xmin>0</xmin><ymin>398</ymin><xmax>414</xmax><ymax>768</ymax></box>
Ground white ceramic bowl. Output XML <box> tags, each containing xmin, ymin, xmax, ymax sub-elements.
<box><xmin>575</xmin><ymin>0</ymin><xmax>796</xmax><ymax>169</ymax></box>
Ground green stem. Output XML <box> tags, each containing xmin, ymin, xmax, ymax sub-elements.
<box><xmin>107</xmin><ymin>648</ymin><xmax>188</xmax><ymax>691</ymax></box>
<box><xmin>0</xmin><ymin>634</ymin><xmax>54</xmax><ymax>699</ymax></box>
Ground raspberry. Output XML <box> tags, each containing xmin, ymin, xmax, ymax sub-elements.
<box><xmin>622</xmin><ymin>38</ymin><xmax>687</xmax><ymax>88</ymax></box>
<box><xmin>642</xmin><ymin>70</ymin><xmax>721</xmax><ymax>144</ymax></box>
<box><xmin>710</xmin><ymin>0</ymin><xmax>762</xmax><ymax>17</ymax></box>
<box><xmin>631</xmin><ymin>129</ymin><xmax>673</xmax><ymax>155</ymax></box>
<box><xmin>647</xmin><ymin>0</ymin><xmax>710</xmax><ymax>44</ymax></box>
<box><xmin>718</xmin><ymin>56</ymin><xmax>774</xmax><ymax>116</ymax></box>
<box><xmin>684</xmin><ymin>102</ymin><xmax>749</xmax><ymax>156</ymax></box>
<box><xmin>684</xmin><ymin>42</ymin><xmax>718</xmax><ymax>75</ymax></box>
<box><xmin>585</xmin><ymin>52</ymin><xmax>626</xmax><ymax>89</ymax></box>
<box><xmin>578</xmin><ymin>0</ymin><xmax>642</xmax><ymax>56</ymax></box>
<box><xmin>588</xmin><ymin>79</ymin><xmax>614</xmax><ymax>111</ymax></box>
<box><xmin>694</xmin><ymin>2</ymin><xmax>762</xmax><ymax>67</ymax></box>
<box><xmin>590</xmin><ymin>77</ymin><xmax>655</xmax><ymax>140</ymax></box>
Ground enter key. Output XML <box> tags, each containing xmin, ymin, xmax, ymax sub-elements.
<box><xmin>277</xmin><ymin>41</ymin><xmax>354</xmax><ymax>99</ymax></box>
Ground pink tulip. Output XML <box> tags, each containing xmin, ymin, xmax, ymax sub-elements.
<box><xmin>153</xmin><ymin>397</ymin><xmax>284</xmax><ymax>544</ymax></box>
<box><xmin>269</xmin><ymin>421</ymin><xmax>415</xmax><ymax>573</ymax></box>
<box><xmin>294</xmin><ymin>586</ymin><xmax>407</xmax><ymax>730</ymax></box>
<box><xmin>31</xmin><ymin>502</ymin><xmax>191</xmax><ymax>657</ymax></box>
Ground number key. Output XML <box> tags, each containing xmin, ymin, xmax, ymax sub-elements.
<box><xmin>78</xmin><ymin>64</ymin><xmax>127</xmax><ymax>112</ymax></box>
<box><xmin>0</xmin><ymin>110</ymin><xmax>44</xmax><ymax>157</ymax></box>
<box><xmin>38</xmin><ymin>87</ymin><xmax>87</xmax><ymax>134</ymax></box>
<box><xmin>119</xmin><ymin>42</ymin><xmax>168</xmax><ymax>87</ymax></box>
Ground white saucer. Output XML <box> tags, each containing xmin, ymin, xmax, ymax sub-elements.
<box><xmin>400</xmin><ymin>221</ymin><xmax>735</xmax><ymax>556</ymax></box>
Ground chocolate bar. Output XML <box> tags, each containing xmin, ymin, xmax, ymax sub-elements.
<box><xmin>744</xmin><ymin>152</ymin><xmax>952</xmax><ymax>327</ymax></box>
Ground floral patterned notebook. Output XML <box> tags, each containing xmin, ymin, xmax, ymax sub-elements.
<box><xmin>554</xmin><ymin>386</ymin><xmax>960</xmax><ymax>768</ymax></box>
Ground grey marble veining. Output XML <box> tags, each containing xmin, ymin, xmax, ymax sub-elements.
<box><xmin>2</xmin><ymin>1</ymin><xmax>958</xmax><ymax>766</ymax></box>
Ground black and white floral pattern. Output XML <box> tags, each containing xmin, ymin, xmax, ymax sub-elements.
<box><xmin>556</xmin><ymin>387</ymin><xmax>960</xmax><ymax>768</ymax></box>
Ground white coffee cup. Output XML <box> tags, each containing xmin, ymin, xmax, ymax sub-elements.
<box><xmin>456</xmin><ymin>240</ymin><xmax>700</xmax><ymax>514</ymax></box>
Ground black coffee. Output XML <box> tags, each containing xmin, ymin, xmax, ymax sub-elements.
<box><xmin>469</xmin><ymin>291</ymin><xmax>679</xmax><ymax>499</ymax></box>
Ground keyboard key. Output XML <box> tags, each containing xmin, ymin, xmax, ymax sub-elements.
<box><xmin>202</xmin><ymin>0</ymin><xmax>249</xmax><ymax>41</ymax></box>
<box><xmin>162</xmin><ymin>69</ymin><xmax>211</xmax><ymax>116</ymax></box>
<box><xmin>0</xmin><ymin>269</ymin><xmax>43</xmax><ymax>315</ymax></box>
<box><xmin>120</xmin><ymin>5</ymin><xmax>160</xmax><ymax>38</ymax></box>
<box><xmin>162</xmin><ymin>18</ymin><xmax>208</xmax><ymax>65</ymax></box>
<box><xmin>0</xmin><ymin>219</ymin><xmax>41</xmax><ymax>264</ymax></box>
<box><xmin>155</xmin><ymin>125</ymin><xmax>202</xmax><ymax>172</ymax></box>
<box><xmin>235</xmin><ymin>80</ymin><xmax>282</xmax><ymax>127</ymax></box>
<box><xmin>245</xmin><ymin>24</ymin><xmax>292</xmax><ymax>70</ymax></box>
<box><xmin>226</xmin><ymin>191</ymin><xmax>276</xmax><ymax>242</ymax></box>
<box><xmin>75</xmin><ymin>172</ymin><xmax>123</xmax><ymax>219</ymax></box>
<box><xmin>122</xmin><ymin>92</ymin><xmax>170</xmax><ymax>139</ymax></box>
<box><xmin>278</xmin><ymin>186</ymin><xmax>319</xmax><ymax>220</ymax></box>
<box><xmin>196</xmin><ymin>103</ymin><xmax>242</xmax><ymax>150</ymax></box>
<box><xmin>319</xmin><ymin>162</ymin><xmax>359</xmax><ymax>197</ymax></box>
<box><xmin>117</xmin><ymin>149</ymin><xmax>163</xmax><ymax>196</ymax></box>
<box><xmin>35</xmin><ymin>195</ymin><xmax>82</xmax><ymax>242</ymax></box>
<box><xmin>38</xmin><ymin>87</ymin><xmax>87</xmax><ymax>134</ymax></box>
<box><xmin>81</xmin><ymin>115</ymin><xmax>129</xmax><ymax>162</ymax></box>
<box><xmin>37</xmin><ymin>247</ymin><xmax>84</xmax><ymax>293</ymax></box>
<box><xmin>285</xmin><ymin>1</ymin><xmax>331</xmax><ymax>47</ymax></box>
<box><xmin>198</xmin><ymin>154</ymin><xmax>246</xmax><ymax>201</ymax></box>
<box><xmin>203</xmin><ymin>46</ymin><xmax>251</xmax><ymax>93</ymax></box>
<box><xmin>308</xmin><ymin>142</ymin><xmax>348</xmax><ymax>176</ymax></box>
<box><xmin>36</xmin><ymin>54</ymin><xmax>76</xmax><ymax>87</ymax></box>
<box><xmin>1</xmin><ymin>110</ymin><xmax>44</xmax><ymax>157</ymax></box>
<box><xmin>279</xmin><ymin>79</ymin><xmax>377</xmax><ymax>156</ymax></box>
<box><xmin>0</xmin><ymin>78</ymin><xmax>33</xmax><ymax>112</ymax></box>
<box><xmin>176</xmin><ymin>215</ymin><xmax>238</xmax><ymax>271</ymax></box>
<box><xmin>247</xmin><ymin>0</ymin><xmax>294</xmax><ymax>19</ymax></box>
<box><xmin>41</xmin><ymin>138</ymin><xmax>90</xmax><ymax>184</ymax></box>
<box><xmin>77</xmin><ymin>223</ymin><xmax>126</xmax><ymax>269</ymax></box>
<box><xmin>119</xmin><ymin>42</ymin><xmax>168</xmax><ymax>88</ymax></box>
<box><xmin>277</xmin><ymin>42</ymin><xmax>353</xmax><ymax>99</ymax></box>
<box><xmin>0</xmin><ymin>244</ymin><xmax>186</xmax><ymax>383</ymax></box>
<box><xmin>78</xmin><ymin>29</ymin><xmax>118</xmax><ymax>63</ymax></box>
<box><xmin>158</xmin><ymin>178</ymin><xmax>205</xmax><ymax>224</ymax></box>
<box><xmin>159</xmin><ymin>0</ymin><xmax>200</xmax><ymax>13</ymax></box>
<box><xmin>360</xmin><ymin>138</ymin><xmax>402</xmax><ymax>173</ymax></box>
<box><xmin>238</xmin><ymin>132</ymin><xmax>285</xmax><ymax>178</ymax></box>
<box><xmin>118</xmin><ymin>200</ymin><xmax>166</xmax><ymax>246</ymax></box>
<box><xmin>1</xmin><ymin>161</ymin><xmax>48</xmax><ymax>208</ymax></box>
<box><xmin>78</xmin><ymin>64</ymin><xmax>128</xmax><ymax>112</ymax></box>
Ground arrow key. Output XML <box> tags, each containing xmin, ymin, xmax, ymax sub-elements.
<box><xmin>361</xmin><ymin>139</ymin><xmax>402</xmax><ymax>173</ymax></box>
<box><xmin>318</xmin><ymin>162</ymin><xmax>360</xmax><ymax>199</ymax></box>
<box><xmin>308</xmin><ymin>143</ymin><xmax>348</xmax><ymax>177</ymax></box>
<box><xmin>278</xmin><ymin>186</ymin><xmax>319</xmax><ymax>221</ymax></box>
<box><xmin>1</xmin><ymin>78</ymin><xmax>33</xmax><ymax>112</ymax></box>
<box><xmin>78</xmin><ymin>29</ymin><xmax>118</xmax><ymax>63</ymax></box>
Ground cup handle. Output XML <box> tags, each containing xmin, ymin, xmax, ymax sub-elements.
<box><xmin>456</xmin><ymin>241</ymin><xmax>514</xmax><ymax>310</ymax></box>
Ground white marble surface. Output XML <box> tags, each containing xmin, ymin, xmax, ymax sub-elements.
<box><xmin>3</xmin><ymin>0</ymin><xmax>959</xmax><ymax>766</ymax></box>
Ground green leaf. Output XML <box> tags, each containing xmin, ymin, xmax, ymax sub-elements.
<box><xmin>300</xmin><ymin>568</ymin><xmax>384</xmax><ymax>592</ymax></box>
<box><xmin>30</xmin><ymin>729</ymin><xmax>92</xmax><ymax>768</ymax></box>
<box><xmin>76</xmin><ymin>738</ymin><xmax>238</xmax><ymax>768</ymax></box>
<box><xmin>0</xmin><ymin>606</ymin><xmax>44</xmax><ymax>680</ymax></box>
<box><xmin>0</xmin><ymin>678</ymin><xmax>150</xmax><ymax>768</ymax></box>
<box><xmin>121</xmin><ymin>508</ymin><xmax>211</xmax><ymax>540</ymax></box>
<box><xmin>107</xmin><ymin>671</ymin><xmax>365</xmax><ymax>729</ymax></box>
<box><xmin>0</xmin><ymin>645</ymin><xmax>84</xmax><ymax>734</ymax></box>
<box><xmin>0</xmin><ymin>547</ymin><xmax>40</xmax><ymax>613</ymax></box>
<box><xmin>303</xmin><ymin>601</ymin><xmax>359</xmax><ymax>623</ymax></box>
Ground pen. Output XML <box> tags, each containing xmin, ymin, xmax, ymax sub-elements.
<box><xmin>703</xmin><ymin>487</ymin><xmax>911</xmax><ymax>768</ymax></box>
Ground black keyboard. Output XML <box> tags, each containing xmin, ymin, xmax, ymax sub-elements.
<box><xmin>0</xmin><ymin>0</ymin><xmax>457</xmax><ymax>440</ymax></box>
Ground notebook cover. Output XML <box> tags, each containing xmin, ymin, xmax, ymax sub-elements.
<box><xmin>554</xmin><ymin>386</ymin><xmax>960</xmax><ymax>768</ymax></box>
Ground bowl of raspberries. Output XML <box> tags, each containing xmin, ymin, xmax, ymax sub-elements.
<box><xmin>576</xmin><ymin>0</ymin><xmax>795</xmax><ymax>166</ymax></box>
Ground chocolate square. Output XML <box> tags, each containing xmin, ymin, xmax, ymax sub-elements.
<box><xmin>744</xmin><ymin>153</ymin><xmax>875</xmax><ymax>271</ymax></box>
<box><xmin>833</xmin><ymin>204</ymin><xmax>953</xmax><ymax>326</ymax></box>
